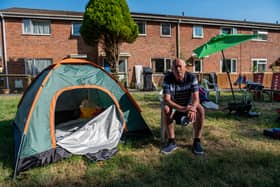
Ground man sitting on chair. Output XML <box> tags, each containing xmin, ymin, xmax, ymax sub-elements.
<box><xmin>161</xmin><ymin>58</ymin><xmax>205</xmax><ymax>155</ymax></box>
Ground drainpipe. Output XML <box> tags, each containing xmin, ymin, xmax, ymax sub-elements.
<box><xmin>1</xmin><ymin>13</ymin><xmax>9</xmax><ymax>89</ymax></box>
<box><xmin>176</xmin><ymin>19</ymin><xmax>181</xmax><ymax>58</ymax></box>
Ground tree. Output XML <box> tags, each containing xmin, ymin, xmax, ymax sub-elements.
<box><xmin>80</xmin><ymin>0</ymin><xmax>138</xmax><ymax>72</ymax></box>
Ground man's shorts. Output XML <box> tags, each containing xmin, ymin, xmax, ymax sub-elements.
<box><xmin>173</xmin><ymin>111</ymin><xmax>190</xmax><ymax>125</ymax></box>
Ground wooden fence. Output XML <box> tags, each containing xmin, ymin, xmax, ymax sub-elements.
<box><xmin>0</xmin><ymin>72</ymin><xmax>276</xmax><ymax>93</ymax></box>
<box><xmin>0</xmin><ymin>74</ymin><xmax>33</xmax><ymax>94</ymax></box>
<box><xmin>215</xmin><ymin>72</ymin><xmax>273</xmax><ymax>89</ymax></box>
<box><xmin>153</xmin><ymin>72</ymin><xmax>274</xmax><ymax>90</ymax></box>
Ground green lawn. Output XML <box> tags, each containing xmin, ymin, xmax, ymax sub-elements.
<box><xmin>1</xmin><ymin>92</ymin><xmax>280</xmax><ymax>186</ymax></box>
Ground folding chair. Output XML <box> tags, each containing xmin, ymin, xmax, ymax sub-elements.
<box><xmin>263</xmin><ymin>72</ymin><xmax>280</xmax><ymax>102</ymax></box>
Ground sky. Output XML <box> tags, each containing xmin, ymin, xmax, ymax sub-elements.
<box><xmin>0</xmin><ymin>0</ymin><xmax>279</xmax><ymax>24</ymax></box>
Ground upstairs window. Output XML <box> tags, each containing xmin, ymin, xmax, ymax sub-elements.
<box><xmin>252</xmin><ymin>59</ymin><xmax>267</xmax><ymax>72</ymax></box>
<box><xmin>252</xmin><ymin>30</ymin><xmax>268</xmax><ymax>41</ymax></box>
<box><xmin>151</xmin><ymin>58</ymin><xmax>172</xmax><ymax>73</ymax></box>
<box><xmin>23</xmin><ymin>19</ymin><xmax>51</xmax><ymax>35</ymax></box>
<box><xmin>193</xmin><ymin>25</ymin><xmax>203</xmax><ymax>38</ymax></box>
<box><xmin>137</xmin><ymin>21</ymin><xmax>146</xmax><ymax>36</ymax></box>
<box><xmin>220</xmin><ymin>27</ymin><xmax>237</xmax><ymax>35</ymax></box>
<box><xmin>25</xmin><ymin>58</ymin><xmax>52</xmax><ymax>76</ymax></box>
<box><xmin>72</xmin><ymin>22</ymin><xmax>81</xmax><ymax>36</ymax></box>
<box><xmin>160</xmin><ymin>23</ymin><xmax>171</xmax><ymax>37</ymax></box>
<box><xmin>221</xmin><ymin>58</ymin><xmax>237</xmax><ymax>73</ymax></box>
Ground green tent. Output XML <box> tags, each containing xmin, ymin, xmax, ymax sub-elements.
<box><xmin>13</xmin><ymin>58</ymin><xmax>152</xmax><ymax>175</ymax></box>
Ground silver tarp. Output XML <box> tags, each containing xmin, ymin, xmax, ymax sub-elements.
<box><xmin>56</xmin><ymin>105</ymin><xmax>124</xmax><ymax>155</ymax></box>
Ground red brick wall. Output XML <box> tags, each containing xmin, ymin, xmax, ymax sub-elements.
<box><xmin>5</xmin><ymin>18</ymin><xmax>97</xmax><ymax>74</ymax></box>
<box><xmin>0</xmin><ymin>20</ymin><xmax>2</xmax><ymax>69</ymax></box>
<box><xmin>180</xmin><ymin>25</ymin><xmax>280</xmax><ymax>74</ymax></box>
<box><xmin>2</xmin><ymin>16</ymin><xmax>280</xmax><ymax>88</ymax></box>
<box><xmin>120</xmin><ymin>22</ymin><xmax>178</xmax><ymax>86</ymax></box>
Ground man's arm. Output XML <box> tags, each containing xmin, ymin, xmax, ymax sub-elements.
<box><xmin>163</xmin><ymin>94</ymin><xmax>189</xmax><ymax>113</ymax></box>
<box><xmin>191</xmin><ymin>90</ymin><xmax>200</xmax><ymax>109</ymax></box>
<box><xmin>186</xmin><ymin>91</ymin><xmax>199</xmax><ymax>122</ymax></box>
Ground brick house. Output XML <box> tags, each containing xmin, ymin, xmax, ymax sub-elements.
<box><xmin>1</xmin><ymin>8</ymin><xmax>280</xmax><ymax>90</ymax></box>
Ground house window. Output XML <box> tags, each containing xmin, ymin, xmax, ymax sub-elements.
<box><xmin>25</xmin><ymin>58</ymin><xmax>52</xmax><ymax>76</ymax></box>
<box><xmin>194</xmin><ymin>59</ymin><xmax>202</xmax><ymax>73</ymax></box>
<box><xmin>72</xmin><ymin>22</ymin><xmax>81</xmax><ymax>36</ymax></box>
<box><xmin>137</xmin><ymin>21</ymin><xmax>146</xmax><ymax>35</ymax></box>
<box><xmin>160</xmin><ymin>23</ymin><xmax>171</xmax><ymax>37</ymax></box>
<box><xmin>23</xmin><ymin>19</ymin><xmax>51</xmax><ymax>35</ymax></box>
<box><xmin>151</xmin><ymin>58</ymin><xmax>172</xmax><ymax>73</ymax></box>
<box><xmin>252</xmin><ymin>30</ymin><xmax>268</xmax><ymax>41</ymax></box>
<box><xmin>220</xmin><ymin>27</ymin><xmax>237</xmax><ymax>34</ymax></box>
<box><xmin>119</xmin><ymin>59</ymin><xmax>126</xmax><ymax>73</ymax></box>
<box><xmin>221</xmin><ymin>58</ymin><xmax>237</xmax><ymax>73</ymax></box>
<box><xmin>193</xmin><ymin>25</ymin><xmax>203</xmax><ymax>38</ymax></box>
<box><xmin>252</xmin><ymin>59</ymin><xmax>267</xmax><ymax>72</ymax></box>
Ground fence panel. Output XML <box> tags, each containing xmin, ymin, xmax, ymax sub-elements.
<box><xmin>0</xmin><ymin>74</ymin><xmax>33</xmax><ymax>94</ymax></box>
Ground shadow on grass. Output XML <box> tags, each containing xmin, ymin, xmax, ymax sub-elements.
<box><xmin>0</xmin><ymin>120</ymin><xmax>15</xmax><ymax>171</ymax></box>
<box><xmin>93</xmin><ymin>147</ymin><xmax>280</xmax><ymax>186</ymax></box>
<box><xmin>14</xmin><ymin>145</ymin><xmax>280</xmax><ymax>186</ymax></box>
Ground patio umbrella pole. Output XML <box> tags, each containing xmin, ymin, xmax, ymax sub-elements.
<box><xmin>222</xmin><ymin>50</ymin><xmax>236</xmax><ymax>103</ymax></box>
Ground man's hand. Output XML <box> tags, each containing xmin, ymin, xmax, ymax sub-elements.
<box><xmin>186</xmin><ymin>104</ymin><xmax>197</xmax><ymax>122</ymax></box>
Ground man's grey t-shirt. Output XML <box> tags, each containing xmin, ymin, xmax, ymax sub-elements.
<box><xmin>162</xmin><ymin>72</ymin><xmax>199</xmax><ymax>106</ymax></box>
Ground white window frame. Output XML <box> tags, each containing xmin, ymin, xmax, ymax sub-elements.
<box><xmin>151</xmin><ymin>58</ymin><xmax>172</xmax><ymax>73</ymax></box>
<box><xmin>251</xmin><ymin>58</ymin><xmax>267</xmax><ymax>72</ymax></box>
<box><xmin>252</xmin><ymin>30</ymin><xmax>268</xmax><ymax>41</ymax></box>
<box><xmin>220</xmin><ymin>27</ymin><xmax>237</xmax><ymax>35</ymax></box>
<box><xmin>193</xmin><ymin>59</ymin><xmax>203</xmax><ymax>73</ymax></box>
<box><xmin>72</xmin><ymin>22</ymin><xmax>81</xmax><ymax>36</ymax></box>
<box><xmin>136</xmin><ymin>21</ymin><xmax>146</xmax><ymax>36</ymax></box>
<box><xmin>220</xmin><ymin>58</ymin><xmax>237</xmax><ymax>73</ymax></box>
<box><xmin>193</xmin><ymin>25</ymin><xmax>203</xmax><ymax>38</ymax></box>
<box><xmin>22</xmin><ymin>19</ymin><xmax>51</xmax><ymax>35</ymax></box>
<box><xmin>160</xmin><ymin>23</ymin><xmax>171</xmax><ymax>37</ymax></box>
<box><xmin>24</xmin><ymin>58</ymin><xmax>52</xmax><ymax>76</ymax></box>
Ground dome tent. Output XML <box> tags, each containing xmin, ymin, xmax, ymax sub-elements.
<box><xmin>13</xmin><ymin>58</ymin><xmax>152</xmax><ymax>176</ymax></box>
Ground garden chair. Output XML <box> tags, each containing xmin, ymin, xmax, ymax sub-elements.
<box><xmin>262</xmin><ymin>72</ymin><xmax>280</xmax><ymax>102</ymax></box>
<box><xmin>201</xmin><ymin>78</ymin><xmax>220</xmax><ymax>103</ymax></box>
<box><xmin>253</xmin><ymin>72</ymin><xmax>264</xmax><ymax>83</ymax></box>
<box><xmin>251</xmin><ymin>73</ymin><xmax>264</xmax><ymax>101</ymax></box>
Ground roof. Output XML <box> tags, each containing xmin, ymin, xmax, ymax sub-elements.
<box><xmin>1</xmin><ymin>7</ymin><xmax>280</xmax><ymax>30</ymax></box>
<box><xmin>0</xmin><ymin>7</ymin><xmax>83</xmax><ymax>21</ymax></box>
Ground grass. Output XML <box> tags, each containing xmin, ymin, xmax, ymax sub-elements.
<box><xmin>1</xmin><ymin>91</ymin><xmax>280</xmax><ymax>186</ymax></box>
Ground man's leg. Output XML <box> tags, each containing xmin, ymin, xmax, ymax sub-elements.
<box><xmin>193</xmin><ymin>104</ymin><xmax>205</xmax><ymax>138</ymax></box>
<box><xmin>161</xmin><ymin>105</ymin><xmax>177</xmax><ymax>154</ymax></box>
<box><xmin>192</xmin><ymin>104</ymin><xmax>205</xmax><ymax>155</ymax></box>
<box><xmin>163</xmin><ymin>105</ymin><xmax>175</xmax><ymax>139</ymax></box>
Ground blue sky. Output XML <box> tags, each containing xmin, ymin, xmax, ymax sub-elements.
<box><xmin>0</xmin><ymin>0</ymin><xmax>279</xmax><ymax>23</ymax></box>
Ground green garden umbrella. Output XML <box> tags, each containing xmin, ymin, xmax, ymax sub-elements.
<box><xmin>193</xmin><ymin>34</ymin><xmax>257</xmax><ymax>102</ymax></box>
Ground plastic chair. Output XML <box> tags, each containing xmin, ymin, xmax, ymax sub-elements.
<box><xmin>201</xmin><ymin>79</ymin><xmax>220</xmax><ymax>103</ymax></box>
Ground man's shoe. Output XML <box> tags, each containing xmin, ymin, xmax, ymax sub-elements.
<box><xmin>192</xmin><ymin>140</ymin><xmax>204</xmax><ymax>155</ymax></box>
<box><xmin>161</xmin><ymin>143</ymin><xmax>177</xmax><ymax>154</ymax></box>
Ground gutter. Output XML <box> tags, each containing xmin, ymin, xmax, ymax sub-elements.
<box><xmin>176</xmin><ymin>19</ymin><xmax>181</xmax><ymax>58</ymax></box>
<box><xmin>0</xmin><ymin>13</ymin><xmax>9</xmax><ymax>89</ymax></box>
<box><xmin>1</xmin><ymin>11</ymin><xmax>82</xmax><ymax>21</ymax></box>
